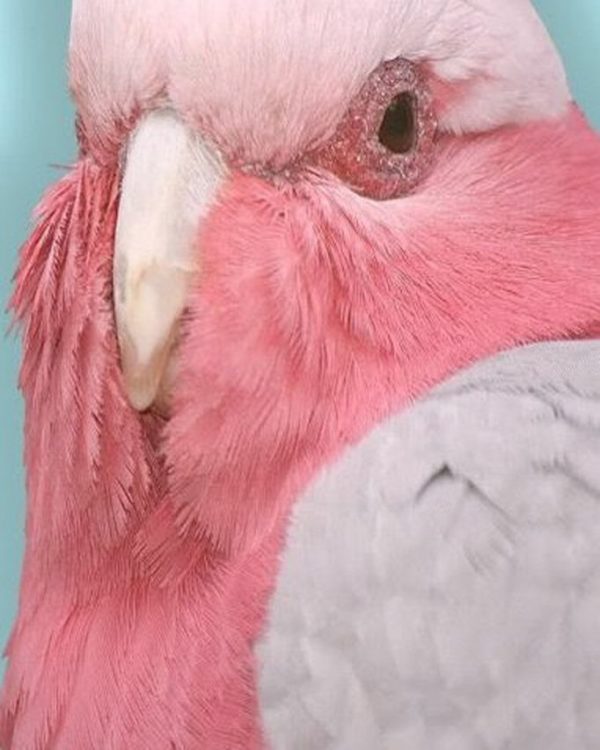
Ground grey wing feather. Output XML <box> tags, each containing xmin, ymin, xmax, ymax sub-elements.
<box><xmin>257</xmin><ymin>340</ymin><xmax>600</xmax><ymax>750</ymax></box>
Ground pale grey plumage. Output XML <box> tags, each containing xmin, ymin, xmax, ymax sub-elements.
<box><xmin>257</xmin><ymin>340</ymin><xmax>600</xmax><ymax>749</ymax></box>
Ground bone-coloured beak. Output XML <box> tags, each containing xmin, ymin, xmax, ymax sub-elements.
<box><xmin>114</xmin><ymin>110</ymin><xmax>225</xmax><ymax>411</ymax></box>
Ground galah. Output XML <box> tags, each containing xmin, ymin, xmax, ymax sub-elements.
<box><xmin>2</xmin><ymin>1</ymin><xmax>600</xmax><ymax>748</ymax></box>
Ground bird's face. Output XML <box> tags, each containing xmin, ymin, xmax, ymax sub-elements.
<box><xmin>66</xmin><ymin>0</ymin><xmax>600</xmax><ymax>555</ymax></box>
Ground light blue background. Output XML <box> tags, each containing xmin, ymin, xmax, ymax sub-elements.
<box><xmin>0</xmin><ymin>2</ymin><xmax>599</xmax><ymax>669</ymax></box>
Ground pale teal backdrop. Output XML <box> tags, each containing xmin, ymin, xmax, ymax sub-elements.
<box><xmin>0</xmin><ymin>1</ymin><xmax>599</xmax><ymax>671</ymax></box>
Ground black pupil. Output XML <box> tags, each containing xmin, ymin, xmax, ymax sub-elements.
<box><xmin>378</xmin><ymin>92</ymin><xmax>416</xmax><ymax>154</ymax></box>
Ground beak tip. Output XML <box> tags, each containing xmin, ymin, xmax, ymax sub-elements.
<box><xmin>121</xmin><ymin>360</ymin><xmax>161</xmax><ymax>412</ymax></box>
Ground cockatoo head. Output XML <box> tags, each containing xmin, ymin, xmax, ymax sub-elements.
<box><xmin>67</xmin><ymin>0</ymin><xmax>600</xmax><ymax>554</ymax></box>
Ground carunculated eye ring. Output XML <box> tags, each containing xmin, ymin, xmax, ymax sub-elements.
<box><xmin>307</xmin><ymin>58</ymin><xmax>437</xmax><ymax>201</ymax></box>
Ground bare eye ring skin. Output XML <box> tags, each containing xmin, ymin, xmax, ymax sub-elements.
<box><xmin>307</xmin><ymin>58</ymin><xmax>438</xmax><ymax>200</ymax></box>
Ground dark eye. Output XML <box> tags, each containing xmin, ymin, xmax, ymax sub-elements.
<box><xmin>378</xmin><ymin>92</ymin><xmax>416</xmax><ymax>154</ymax></box>
<box><xmin>307</xmin><ymin>58</ymin><xmax>437</xmax><ymax>201</ymax></box>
